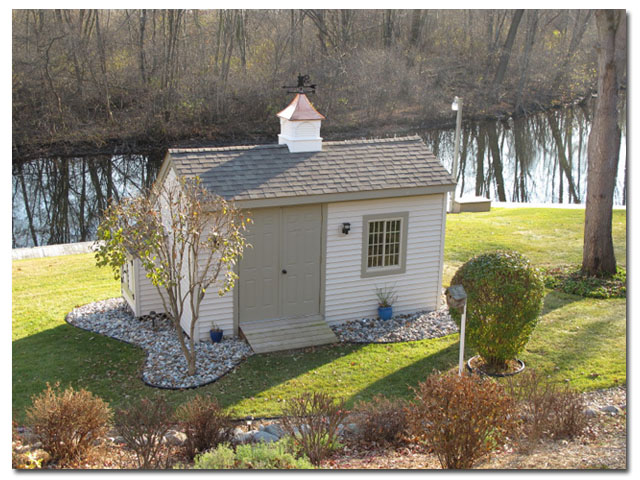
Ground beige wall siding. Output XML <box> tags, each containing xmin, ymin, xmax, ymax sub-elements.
<box><xmin>325</xmin><ymin>194</ymin><xmax>446</xmax><ymax>325</ymax></box>
<box><xmin>135</xmin><ymin>258</ymin><xmax>166</xmax><ymax>316</ymax></box>
<box><xmin>188</xmin><ymin>249</ymin><xmax>235</xmax><ymax>342</ymax></box>
<box><xmin>193</xmin><ymin>283</ymin><xmax>235</xmax><ymax>341</ymax></box>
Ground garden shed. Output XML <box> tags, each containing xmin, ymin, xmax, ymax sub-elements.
<box><xmin>123</xmin><ymin>92</ymin><xmax>456</xmax><ymax>353</ymax></box>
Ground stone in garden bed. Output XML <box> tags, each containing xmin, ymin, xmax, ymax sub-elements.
<box><xmin>66</xmin><ymin>298</ymin><xmax>253</xmax><ymax>389</ymax></box>
<box><xmin>331</xmin><ymin>308</ymin><xmax>458</xmax><ymax>344</ymax></box>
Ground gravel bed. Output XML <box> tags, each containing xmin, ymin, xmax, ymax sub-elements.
<box><xmin>66</xmin><ymin>298</ymin><xmax>253</xmax><ymax>389</ymax></box>
<box><xmin>331</xmin><ymin>307</ymin><xmax>458</xmax><ymax>343</ymax></box>
<box><xmin>582</xmin><ymin>386</ymin><xmax>626</xmax><ymax>411</ymax></box>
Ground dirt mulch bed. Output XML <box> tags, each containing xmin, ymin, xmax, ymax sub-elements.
<box><xmin>323</xmin><ymin>413</ymin><xmax>625</xmax><ymax>470</ymax></box>
<box><xmin>14</xmin><ymin>388</ymin><xmax>626</xmax><ymax>470</ymax></box>
<box><xmin>323</xmin><ymin>388</ymin><xmax>626</xmax><ymax>470</ymax></box>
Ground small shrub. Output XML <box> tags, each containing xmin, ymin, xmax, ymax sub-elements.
<box><xmin>192</xmin><ymin>443</ymin><xmax>236</xmax><ymax>469</ymax></box>
<box><xmin>280</xmin><ymin>392</ymin><xmax>348</xmax><ymax>466</ymax></box>
<box><xmin>176</xmin><ymin>395</ymin><xmax>234</xmax><ymax>460</ymax></box>
<box><xmin>450</xmin><ymin>251</ymin><xmax>545</xmax><ymax>369</ymax></box>
<box><xmin>352</xmin><ymin>394</ymin><xmax>408</xmax><ymax>446</ymax></box>
<box><xmin>115</xmin><ymin>396</ymin><xmax>173</xmax><ymax>469</ymax></box>
<box><xmin>506</xmin><ymin>370</ymin><xmax>588</xmax><ymax>448</ymax></box>
<box><xmin>408</xmin><ymin>372</ymin><xmax>516</xmax><ymax>469</ymax></box>
<box><xmin>26</xmin><ymin>383</ymin><xmax>111</xmax><ymax>464</ymax></box>
<box><xmin>193</xmin><ymin>440</ymin><xmax>315</xmax><ymax>469</ymax></box>
<box><xmin>549</xmin><ymin>387</ymin><xmax>589</xmax><ymax>439</ymax></box>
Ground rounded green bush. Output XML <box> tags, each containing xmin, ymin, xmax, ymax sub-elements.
<box><xmin>449</xmin><ymin>251</ymin><xmax>545</xmax><ymax>369</ymax></box>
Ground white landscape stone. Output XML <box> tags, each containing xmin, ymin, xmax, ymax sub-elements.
<box><xmin>67</xmin><ymin>298</ymin><xmax>458</xmax><ymax>389</ymax></box>
<box><xmin>66</xmin><ymin>298</ymin><xmax>254</xmax><ymax>389</ymax></box>
<box><xmin>330</xmin><ymin>307</ymin><xmax>458</xmax><ymax>344</ymax></box>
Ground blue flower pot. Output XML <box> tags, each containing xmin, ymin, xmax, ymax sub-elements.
<box><xmin>209</xmin><ymin>329</ymin><xmax>223</xmax><ymax>343</ymax></box>
<box><xmin>378</xmin><ymin>306</ymin><xmax>393</xmax><ymax>320</ymax></box>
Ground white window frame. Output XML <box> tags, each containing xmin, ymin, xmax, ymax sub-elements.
<box><xmin>121</xmin><ymin>257</ymin><xmax>135</xmax><ymax>300</ymax></box>
<box><xmin>361</xmin><ymin>212</ymin><xmax>409</xmax><ymax>278</ymax></box>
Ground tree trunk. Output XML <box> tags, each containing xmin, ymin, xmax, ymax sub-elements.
<box><xmin>582</xmin><ymin>10</ymin><xmax>625</xmax><ymax>276</ymax></box>
<box><xmin>486</xmin><ymin>123</ymin><xmax>507</xmax><ymax>201</ymax></box>
<box><xmin>515</xmin><ymin>10</ymin><xmax>539</xmax><ymax>113</ymax></box>
<box><xmin>546</xmin><ymin>111</ymin><xmax>579</xmax><ymax>202</ymax></box>
<box><xmin>490</xmin><ymin>9</ymin><xmax>524</xmax><ymax>102</ymax></box>
<box><xmin>475</xmin><ymin>125</ymin><xmax>486</xmax><ymax>197</ymax></box>
<box><xmin>552</xmin><ymin>10</ymin><xmax>594</xmax><ymax>90</ymax></box>
<box><xmin>17</xmin><ymin>162</ymin><xmax>39</xmax><ymax>247</ymax></box>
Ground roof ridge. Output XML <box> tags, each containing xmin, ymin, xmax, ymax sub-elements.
<box><xmin>169</xmin><ymin>135</ymin><xmax>423</xmax><ymax>154</ymax></box>
<box><xmin>323</xmin><ymin>135</ymin><xmax>422</xmax><ymax>146</ymax></box>
<box><xmin>169</xmin><ymin>144</ymin><xmax>284</xmax><ymax>154</ymax></box>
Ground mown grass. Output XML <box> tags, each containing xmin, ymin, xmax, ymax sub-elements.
<box><xmin>442</xmin><ymin>208</ymin><xmax>627</xmax><ymax>285</ymax></box>
<box><xmin>12</xmin><ymin>208</ymin><xmax>626</xmax><ymax>422</ymax></box>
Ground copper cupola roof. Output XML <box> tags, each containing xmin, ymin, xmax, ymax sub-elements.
<box><xmin>276</xmin><ymin>93</ymin><xmax>326</xmax><ymax>121</ymax></box>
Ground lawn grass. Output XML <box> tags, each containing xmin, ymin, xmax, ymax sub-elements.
<box><xmin>12</xmin><ymin>208</ymin><xmax>626</xmax><ymax>422</ymax></box>
<box><xmin>442</xmin><ymin>208</ymin><xmax>627</xmax><ymax>285</ymax></box>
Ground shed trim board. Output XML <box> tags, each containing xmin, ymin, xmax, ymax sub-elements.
<box><xmin>436</xmin><ymin>194</ymin><xmax>448</xmax><ymax>309</ymax></box>
<box><xmin>231</xmin><ymin>184</ymin><xmax>454</xmax><ymax>209</ymax></box>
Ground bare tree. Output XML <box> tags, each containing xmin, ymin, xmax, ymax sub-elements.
<box><xmin>582</xmin><ymin>10</ymin><xmax>626</xmax><ymax>276</ymax></box>
<box><xmin>490</xmin><ymin>9</ymin><xmax>524</xmax><ymax>102</ymax></box>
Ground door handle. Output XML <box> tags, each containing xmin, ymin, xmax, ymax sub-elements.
<box><xmin>282</xmin><ymin>269</ymin><xmax>287</xmax><ymax>274</ymax></box>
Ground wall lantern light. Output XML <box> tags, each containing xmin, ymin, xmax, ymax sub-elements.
<box><xmin>341</xmin><ymin>222</ymin><xmax>351</xmax><ymax>235</ymax></box>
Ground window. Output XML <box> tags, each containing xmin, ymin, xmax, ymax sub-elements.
<box><xmin>121</xmin><ymin>258</ymin><xmax>135</xmax><ymax>299</ymax></box>
<box><xmin>361</xmin><ymin>212</ymin><xmax>408</xmax><ymax>278</ymax></box>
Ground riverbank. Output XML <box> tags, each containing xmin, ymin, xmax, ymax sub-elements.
<box><xmin>12</xmin><ymin>241</ymin><xmax>96</xmax><ymax>261</ymax></box>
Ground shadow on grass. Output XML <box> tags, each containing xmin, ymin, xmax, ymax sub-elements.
<box><xmin>343</xmin><ymin>341</ymin><xmax>459</xmax><ymax>407</ymax></box>
<box><xmin>540</xmin><ymin>290</ymin><xmax>581</xmax><ymax>316</ymax></box>
<box><xmin>12</xmin><ymin>323</ymin><xmax>146</xmax><ymax>421</ymax></box>
<box><xmin>528</xmin><ymin>311</ymin><xmax>626</xmax><ymax>377</ymax></box>
<box><xmin>205</xmin><ymin>342</ymin><xmax>367</xmax><ymax>412</ymax></box>
<box><xmin>13</xmin><ymin>319</ymin><xmax>365</xmax><ymax>421</ymax></box>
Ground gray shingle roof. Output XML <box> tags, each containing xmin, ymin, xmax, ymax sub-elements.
<box><xmin>169</xmin><ymin>135</ymin><xmax>455</xmax><ymax>202</ymax></box>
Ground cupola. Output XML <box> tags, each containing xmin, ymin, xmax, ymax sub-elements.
<box><xmin>277</xmin><ymin>75</ymin><xmax>325</xmax><ymax>153</ymax></box>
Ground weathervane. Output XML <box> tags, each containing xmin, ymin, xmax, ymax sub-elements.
<box><xmin>282</xmin><ymin>73</ymin><xmax>316</xmax><ymax>95</ymax></box>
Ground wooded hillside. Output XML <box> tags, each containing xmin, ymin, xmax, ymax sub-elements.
<box><xmin>12</xmin><ymin>9</ymin><xmax>599</xmax><ymax>161</ymax></box>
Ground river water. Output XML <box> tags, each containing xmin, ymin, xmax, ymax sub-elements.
<box><xmin>12</xmin><ymin>102</ymin><xmax>626</xmax><ymax>248</ymax></box>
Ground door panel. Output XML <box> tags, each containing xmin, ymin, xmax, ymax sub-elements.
<box><xmin>239</xmin><ymin>205</ymin><xmax>321</xmax><ymax>324</ymax></box>
<box><xmin>239</xmin><ymin>208</ymin><xmax>280</xmax><ymax>322</ymax></box>
<box><xmin>281</xmin><ymin>205</ymin><xmax>322</xmax><ymax>318</ymax></box>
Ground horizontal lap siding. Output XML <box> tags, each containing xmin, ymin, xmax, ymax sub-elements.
<box><xmin>325</xmin><ymin>194</ymin><xmax>446</xmax><ymax>325</ymax></box>
<box><xmin>135</xmin><ymin>259</ymin><xmax>166</xmax><ymax>316</ymax></box>
<box><xmin>192</xmin><ymin>251</ymin><xmax>235</xmax><ymax>342</ymax></box>
<box><xmin>194</xmin><ymin>281</ymin><xmax>234</xmax><ymax>341</ymax></box>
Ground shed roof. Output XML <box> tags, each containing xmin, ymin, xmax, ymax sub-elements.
<box><xmin>168</xmin><ymin>135</ymin><xmax>455</xmax><ymax>207</ymax></box>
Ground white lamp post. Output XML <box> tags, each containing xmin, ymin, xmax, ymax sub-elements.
<box><xmin>446</xmin><ymin>284</ymin><xmax>468</xmax><ymax>375</ymax></box>
<box><xmin>449</xmin><ymin>96</ymin><xmax>463</xmax><ymax>213</ymax></box>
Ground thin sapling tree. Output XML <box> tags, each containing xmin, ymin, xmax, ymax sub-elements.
<box><xmin>95</xmin><ymin>175</ymin><xmax>249</xmax><ymax>376</ymax></box>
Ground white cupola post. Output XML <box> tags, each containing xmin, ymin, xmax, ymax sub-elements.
<box><xmin>276</xmin><ymin>93</ymin><xmax>325</xmax><ymax>153</ymax></box>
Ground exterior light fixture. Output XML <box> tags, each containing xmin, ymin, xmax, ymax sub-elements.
<box><xmin>341</xmin><ymin>222</ymin><xmax>351</xmax><ymax>235</ymax></box>
<box><xmin>446</xmin><ymin>284</ymin><xmax>467</xmax><ymax>375</ymax></box>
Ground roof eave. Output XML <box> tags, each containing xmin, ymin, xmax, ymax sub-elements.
<box><xmin>232</xmin><ymin>183</ymin><xmax>456</xmax><ymax>209</ymax></box>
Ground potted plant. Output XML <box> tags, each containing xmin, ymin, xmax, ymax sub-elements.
<box><xmin>209</xmin><ymin>324</ymin><xmax>223</xmax><ymax>343</ymax></box>
<box><xmin>375</xmin><ymin>285</ymin><xmax>398</xmax><ymax>321</ymax></box>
